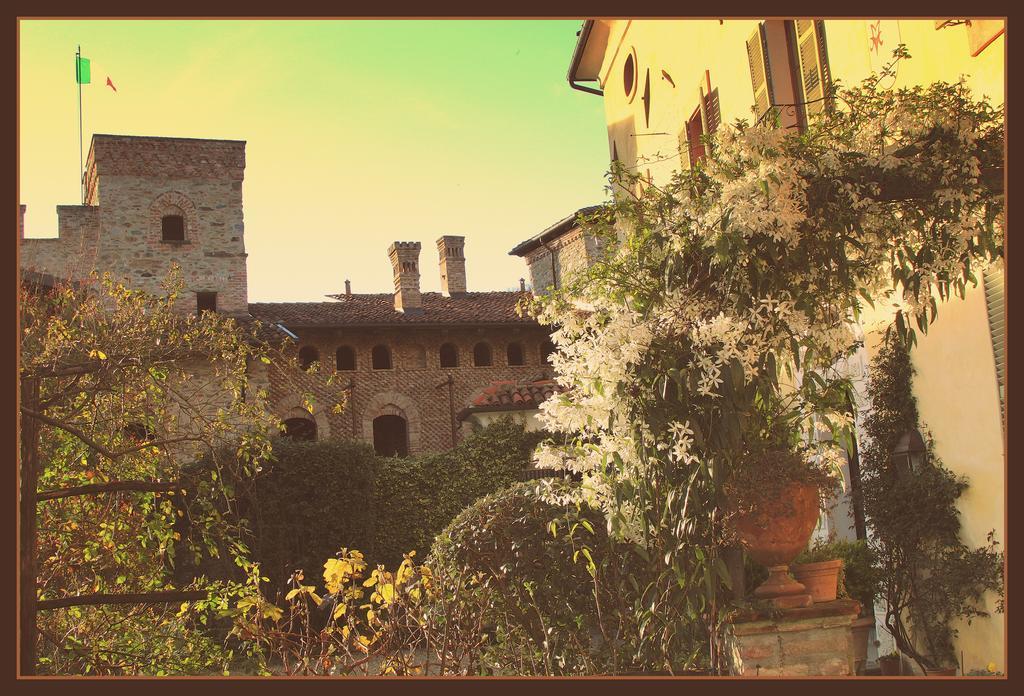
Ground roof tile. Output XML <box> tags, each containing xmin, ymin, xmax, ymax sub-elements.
<box><xmin>249</xmin><ymin>291</ymin><xmax>536</xmax><ymax>327</ymax></box>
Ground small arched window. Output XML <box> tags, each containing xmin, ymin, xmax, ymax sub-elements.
<box><xmin>540</xmin><ymin>340</ymin><xmax>556</xmax><ymax>365</ymax></box>
<box><xmin>336</xmin><ymin>345</ymin><xmax>356</xmax><ymax>371</ymax></box>
<box><xmin>506</xmin><ymin>342</ymin><xmax>525</xmax><ymax>366</ymax></box>
<box><xmin>372</xmin><ymin>345</ymin><xmax>392</xmax><ymax>370</ymax></box>
<box><xmin>439</xmin><ymin>343</ymin><xmax>459</xmax><ymax>368</ymax></box>
<box><xmin>298</xmin><ymin>346</ymin><xmax>319</xmax><ymax>372</ymax></box>
<box><xmin>473</xmin><ymin>342</ymin><xmax>493</xmax><ymax>367</ymax></box>
<box><xmin>162</xmin><ymin>214</ymin><xmax>185</xmax><ymax>242</ymax></box>
<box><xmin>283</xmin><ymin>417</ymin><xmax>317</xmax><ymax>441</ymax></box>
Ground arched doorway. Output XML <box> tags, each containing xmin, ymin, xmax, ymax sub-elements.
<box><xmin>373</xmin><ymin>415</ymin><xmax>408</xmax><ymax>457</ymax></box>
<box><xmin>283</xmin><ymin>417</ymin><xmax>317</xmax><ymax>441</ymax></box>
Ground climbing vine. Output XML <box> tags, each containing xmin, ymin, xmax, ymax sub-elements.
<box><xmin>858</xmin><ymin>333</ymin><xmax>1004</xmax><ymax>671</ymax></box>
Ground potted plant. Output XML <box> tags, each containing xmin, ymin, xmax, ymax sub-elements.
<box><xmin>879</xmin><ymin>651</ymin><xmax>902</xmax><ymax>676</ymax></box>
<box><xmin>792</xmin><ymin>543</ymin><xmax>843</xmax><ymax>603</ymax></box>
<box><xmin>725</xmin><ymin>445</ymin><xmax>840</xmax><ymax>608</ymax></box>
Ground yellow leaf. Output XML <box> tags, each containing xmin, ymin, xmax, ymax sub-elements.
<box><xmin>363</xmin><ymin>575</ymin><xmax>377</xmax><ymax>587</ymax></box>
<box><xmin>367</xmin><ymin>609</ymin><xmax>376</xmax><ymax>624</ymax></box>
<box><xmin>285</xmin><ymin>589</ymin><xmax>301</xmax><ymax>601</ymax></box>
<box><xmin>333</xmin><ymin>604</ymin><xmax>347</xmax><ymax>620</ymax></box>
<box><xmin>379</xmin><ymin>583</ymin><xmax>395</xmax><ymax>605</ymax></box>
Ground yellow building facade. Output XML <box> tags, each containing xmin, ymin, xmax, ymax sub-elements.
<box><xmin>568</xmin><ymin>18</ymin><xmax>1005</xmax><ymax>673</ymax></box>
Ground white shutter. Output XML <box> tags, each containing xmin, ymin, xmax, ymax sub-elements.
<box><xmin>983</xmin><ymin>264</ymin><xmax>1006</xmax><ymax>424</ymax></box>
<box><xmin>746</xmin><ymin>25</ymin><xmax>774</xmax><ymax>122</ymax></box>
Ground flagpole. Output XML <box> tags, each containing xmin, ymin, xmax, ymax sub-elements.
<box><xmin>77</xmin><ymin>45</ymin><xmax>83</xmax><ymax>204</ymax></box>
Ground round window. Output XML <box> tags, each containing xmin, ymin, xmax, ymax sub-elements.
<box><xmin>623</xmin><ymin>50</ymin><xmax>637</xmax><ymax>101</ymax></box>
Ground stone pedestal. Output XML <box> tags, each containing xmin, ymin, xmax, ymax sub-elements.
<box><xmin>724</xmin><ymin>599</ymin><xmax>861</xmax><ymax>677</ymax></box>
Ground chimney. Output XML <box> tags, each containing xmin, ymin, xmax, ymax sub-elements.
<box><xmin>519</xmin><ymin>278</ymin><xmax>526</xmax><ymax>292</ymax></box>
<box><xmin>388</xmin><ymin>241</ymin><xmax>422</xmax><ymax>312</ymax></box>
<box><xmin>436</xmin><ymin>235</ymin><xmax>467</xmax><ymax>296</ymax></box>
<box><xmin>345</xmin><ymin>279</ymin><xmax>351</xmax><ymax>296</ymax></box>
<box><xmin>18</xmin><ymin>204</ymin><xmax>26</xmax><ymax>241</ymax></box>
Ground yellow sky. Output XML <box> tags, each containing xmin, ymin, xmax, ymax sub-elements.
<box><xmin>18</xmin><ymin>19</ymin><xmax>612</xmax><ymax>300</ymax></box>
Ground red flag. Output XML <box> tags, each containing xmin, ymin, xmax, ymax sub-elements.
<box><xmin>106</xmin><ymin>76</ymin><xmax>117</xmax><ymax>92</ymax></box>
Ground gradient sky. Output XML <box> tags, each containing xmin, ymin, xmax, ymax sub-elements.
<box><xmin>18</xmin><ymin>20</ymin><xmax>611</xmax><ymax>301</ymax></box>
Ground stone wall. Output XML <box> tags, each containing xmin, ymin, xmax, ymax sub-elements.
<box><xmin>266</xmin><ymin>324</ymin><xmax>553</xmax><ymax>455</ymax></box>
<box><xmin>724</xmin><ymin>600</ymin><xmax>860</xmax><ymax>677</ymax></box>
<box><xmin>20</xmin><ymin>135</ymin><xmax>248</xmax><ymax>316</ymax></box>
<box><xmin>524</xmin><ymin>226</ymin><xmax>605</xmax><ymax>293</ymax></box>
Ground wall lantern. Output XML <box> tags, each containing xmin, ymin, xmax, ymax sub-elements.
<box><xmin>892</xmin><ymin>428</ymin><xmax>927</xmax><ymax>474</ymax></box>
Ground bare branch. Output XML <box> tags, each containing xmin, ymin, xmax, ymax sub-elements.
<box><xmin>37</xmin><ymin>481</ymin><xmax>183</xmax><ymax>502</ymax></box>
<box><xmin>37</xmin><ymin>590</ymin><xmax>208</xmax><ymax>611</ymax></box>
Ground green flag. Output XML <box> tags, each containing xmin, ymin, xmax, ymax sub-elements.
<box><xmin>76</xmin><ymin>55</ymin><xmax>90</xmax><ymax>85</ymax></box>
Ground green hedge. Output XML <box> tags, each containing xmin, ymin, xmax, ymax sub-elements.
<box><xmin>240</xmin><ymin>418</ymin><xmax>546</xmax><ymax>590</ymax></box>
<box><xmin>240</xmin><ymin>438</ymin><xmax>378</xmax><ymax>593</ymax></box>
<box><xmin>372</xmin><ymin>419</ymin><xmax>544</xmax><ymax>568</ymax></box>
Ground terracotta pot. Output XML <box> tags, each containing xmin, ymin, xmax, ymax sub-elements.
<box><xmin>850</xmin><ymin>616</ymin><xmax>874</xmax><ymax>674</ymax></box>
<box><xmin>792</xmin><ymin>559</ymin><xmax>843</xmax><ymax>603</ymax></box>
<box><xmin>879</xmin><ymin>655</ymin><xmax>902</xmax><ymax>676</ymax></box>
<box><xmin>730</xmin><ymin>481</ymin><xmax>821</xmax><ymax>607</ymax></box>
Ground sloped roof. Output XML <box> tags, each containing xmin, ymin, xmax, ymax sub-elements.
<box><xmin>248</xmin><ymin>291</ymin><xmax>537</xmax><ymax>328</ymax></box>
<box><xmin>458</xmin><ymin>378</ymin><xmax>563</xmax><ymax>420</ymax></box>
<box><xmin>508</xmin><ymin>205</ymin><xmax>603</xmax><ymax>257</ymax></box>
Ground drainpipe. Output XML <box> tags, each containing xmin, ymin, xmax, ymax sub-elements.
<box><xmin>344</xmin><ymin>378</ymin><xmax>356</xmax><ymax>439</ymax></box>
<box><xmin>568</xmin><ymin>20</ymin><xmax>604</xmax><ymax>97</ymax></box>
<box><xmin>541</xmin><ymin>239</ymin><xmax>559</xmax><ymax>290</ymax></box>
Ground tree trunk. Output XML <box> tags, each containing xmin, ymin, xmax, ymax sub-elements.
<box><xmin>19</xmin><ymin>376</ymin><xmax>40</xmax><ymax>676</ymax></box>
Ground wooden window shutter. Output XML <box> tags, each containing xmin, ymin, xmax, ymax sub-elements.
<box><xmin>703</xmin><ymin>87</ymin><xmax>722</xmax><ymax>135</ymax></box>
<box><xmin>678</xmin><ymin>128</ymin><xmax>691</xmax><ymax>170</ymax></box>
<box><xmin>983</xmin><ymin>264</ymin><xmax>1006</xmax><ymax>425</ymax></box>
<box><xmin>794</xmin><ymin>19</ymin><xmax>831</xmax><ymax>117</ymax></box>
<box><xmin>746</xmin><ymin>24</ymin><xmax>774</xmax><ymax>122</ymax></box>
<box><xmin>687</xmin><ymin>107</ymin><xmax>706</xmax><ymax>165</ymax></box>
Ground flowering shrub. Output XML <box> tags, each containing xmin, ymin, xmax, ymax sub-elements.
<box><xmin>528</xmin><ymin>50</ymin><xmax>1003</xmax><ymax>670</ymax></box>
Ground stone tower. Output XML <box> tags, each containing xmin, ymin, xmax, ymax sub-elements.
<box><xmin>436</xmin><ymin>235</ymin><xmax>467</xmax><ymax>296</ymax></box>
<box><xmin>388</xmin><ymin>241</ymin><xmax>422</xmax><ymax>312</ymax></box>
<box><xmin>20</xmin><ymin>134</ymin><xmax>249</xmax><ymax>316</ymax></box>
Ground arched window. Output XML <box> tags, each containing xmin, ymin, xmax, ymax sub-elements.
<box><xmin>540</xmin><ymin>340</ymin><xmax>556</xmax><ymax>365</ymax></box>
<box><xmin>439</xmin><ymin>343</ymin><xmax>459</xmax><ymax>368</ymax></box>
<box><xmin>336</xmin><ymin>345</ymin><xmax>356</xmax><ymax>371</ymax></box>
<box><xmin>473</xmin><ymin>342</ymin><xmax>493</xmax><ymax>367</ymax></box>
<box><xmin>162</xmin><ymin>214</ymin><xmax>185</xmax><ymax>242</ymax></box>
<box><xmin>298</xmin><ymin>346</ymin><xmax>319</xmax><ymax>371</ymax></box>
<box><xmin>373</xmin><ymin>415</ymin><xmax>408</xmax><ymax>457</ymax></box>
<box><xmin>372</xmin><ymin>345</ymin><xmax>392</xmax><ymax>370</ymax></box>
<box><xmin>506</xmin><ymin>342</ymin><xmax>525</xmax><ymax>366</ymax></box>
<box><xmin>283</xmin><ymin>417</ymin><xmax>317</xmax><ymax>441</ymax></box>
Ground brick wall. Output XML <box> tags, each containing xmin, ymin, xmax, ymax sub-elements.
<box><xmin>266</xmin><ymin>324</ymin><xmax>553</xmax><ymax>455</ymax></box>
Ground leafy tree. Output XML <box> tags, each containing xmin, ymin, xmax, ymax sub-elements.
<box><xmin>19</xmin><ymin>267</ymin><xmax>340</xmax><ymax>675</ymax></box>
